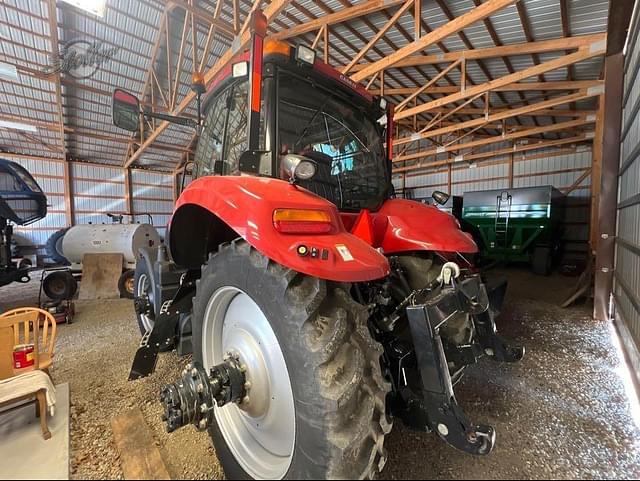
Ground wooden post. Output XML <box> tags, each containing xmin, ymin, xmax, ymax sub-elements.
<box><xmin>124</xmin><ymin>168</ymin><xmax>134</xmax><ymax>218</ymax></box>
<box><xmin>508</xmin><ymin>147</ymin><xmax>514</xmax><ymax>188</ymax></box>
<box><xmin>63</xmin><ymin>161</ymin><xmax>74</xmax><ymax>227</ymax></box>
<box><xmin>590</xmin><ymin>94</ymin><xmax>605</xmax><ymax>251</ymax></box>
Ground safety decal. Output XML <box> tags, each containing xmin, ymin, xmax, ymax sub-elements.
<box><xmin>335</xmin><ymin>244</ymin><xmax>354</xmax><ymax>262</ymax></box>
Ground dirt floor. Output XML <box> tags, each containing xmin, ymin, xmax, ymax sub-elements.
<box><xmin>1</xmin><ymin>267</ymin><xmax>639</xmax><ymax>480</ymax></box>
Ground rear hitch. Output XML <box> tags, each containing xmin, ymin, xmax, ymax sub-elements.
<box><xmin>160</xmin><ymin>358</ymin><xmax>246</xmax><ymax>433</ymax></box>
<box><xmin>407</xmin><ymin>303</ymin><xmax>495</xmax><ymax>455</ymax></box>
<box><xmin>398</xmin><ymin>267</ymin><xmax>523</xmax><ymax>455</ymax></box>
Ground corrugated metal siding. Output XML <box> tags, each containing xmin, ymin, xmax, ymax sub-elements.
<box><xmin>71</xmin><ymin>163</ymin><xmax>126</xmax><ymax>225</ymax></box>
<box><xmin>615</xmin><ymin>8</ymin><xmax>640</xmax><ymax>376</ymax></box>
<box><xmin>131</xmin><ymin>170</ymin><xmax>175</xmax><ymax>238</ymax></box>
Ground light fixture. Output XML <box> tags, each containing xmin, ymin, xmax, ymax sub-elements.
<box><xmin>0</xmin><ymin>62</ymin><xmax>18</xmax><ymax>82</ymax></box>
<box><xmin>0</xmin><ymin>120</ymin><xmax>37</xmax><ymax>133</ymax></box>
<box><xmin>232</xmin><ymin>61</ymin><xmax>248</xmax><ymax>78</ymax></box>
<box><xmin>295</xmin><ymin>45</ymin><xmax>316</xmax><ymax>65</ymax></box>
<box><xmin>58</xmin><ymin>0</ymin><xmax>106</xmax><ymax>17</ymax></box>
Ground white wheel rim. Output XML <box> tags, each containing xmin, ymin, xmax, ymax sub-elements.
<box><xmin>202</xmin><ymin>286</ymin><xmax>296</xmax><ymax>480</ymax></box>
<box><xmin>136</xmin><ymin>273</ymin><xmax>154</xmax><ymax>331</ymax></box>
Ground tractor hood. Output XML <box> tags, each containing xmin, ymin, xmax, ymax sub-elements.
<box><xmin>341</xmin><ymin>199</ymin><xmax>478</xmax><ymax>255</ymax></box>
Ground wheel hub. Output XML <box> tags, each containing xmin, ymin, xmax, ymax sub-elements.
<box><xmin>202</xmin><ymin>286</ymin><xmax>296</xmax><ymax>480</ymax></box>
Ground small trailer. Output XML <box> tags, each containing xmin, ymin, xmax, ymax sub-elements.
<box><xmin>462</xmin><ymin>185</ymin><xmax>565</xmax><ymax>275</ymax></box>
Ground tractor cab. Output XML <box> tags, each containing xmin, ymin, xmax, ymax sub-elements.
<box><xmin>191</xmin><ymin>41</ymin><xmax>392</xmax><ymax>214</ymax></box>
<box><xmin>0</xmin><ymin>159</ymin><xmax>47</xmax><ymax>287</ymax></box>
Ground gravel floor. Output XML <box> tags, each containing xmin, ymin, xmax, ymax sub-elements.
<box><xmin>1</xmin><ymin>268</ymin><xmax>639</xmax><ymax>479</ymax></box>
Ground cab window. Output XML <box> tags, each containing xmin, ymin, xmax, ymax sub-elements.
<box><xmin>193</xmin><ymin>85</ymin><xmax>230</xmax><ymax>178</ymax></box>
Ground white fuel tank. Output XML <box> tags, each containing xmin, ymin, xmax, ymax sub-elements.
<box><xmin>61</xmin><ymin>224</ymin><xmax>161</xmax><ymax>268</ymax></box>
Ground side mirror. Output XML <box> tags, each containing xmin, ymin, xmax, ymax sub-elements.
<box><xmin>432</xmin><ymin>190</ymin><xmax>450</xmax><ymax>206</ymax></box>
<box><xmin>113</xmin><ymin>89</ymin><xmax>141</xmax><ymax>132</ymax></box>
<box><xmin>281</xmin><ymin>154</ymin><xmax>317</xmax><ymax>182</ymax></box>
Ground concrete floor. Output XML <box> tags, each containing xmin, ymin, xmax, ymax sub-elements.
<box><xmin>0</xmin><ymin>268</ymin><xmax>639</xmax><ymax>479</ymax></box>
<box><xmin>0</xmin><ymin>383</ymin><xmax>70</xmax><ymax>480</ymax></box>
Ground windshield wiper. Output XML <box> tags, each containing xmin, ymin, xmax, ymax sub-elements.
<box><xmin>290</xmin><ymin>95</ymin><xmax>331</xmax><ymax>149</ymax></box>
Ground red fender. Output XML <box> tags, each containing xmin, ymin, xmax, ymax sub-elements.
<box><xmin>376</xmin><ymin>199</ymin><xmax>478</xmax><ymax>254</ymax></box>
<box><xmin>341</xmin><ymin>199</ymin><xmax>478</xmax><ymax>254</ymax></box>
<box><xmin>172</xmin><ymin>176</ymin><xmax>390</xmax><ymax>282</ymax></box>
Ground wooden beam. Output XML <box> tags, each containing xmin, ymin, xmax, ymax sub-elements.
<box><xmin>125</xmin><ymin>0</ymin><xmax>292</xmax><ymax>168</ymax></box>
<box><xmin>590</xmin><ymin>94</ymin><xmax>605</xmax><ymax>249</ymax></box>
<box><xmin>111</xmin><ymin>409</ymin><xmax>171</xmax><ymax>480</ymax></box>
<box><xmin>270</xmin><ymin>0</ymin><xmax>406</xmax><ymax>40</ymax></box>
<box><xmin>564</xmin><ymin>167</ymin><xmax>592</xmax><ymax>195</ymax></box>
<box><xmin>396</xmin><ymin>108</ymin><xmax>595</xmax><ymax>120</ymax></box>
<box><xmin>124</xmin><ymin>168</ymin><xmax>134</xmax><ymax>216</ymax></box>
<box><xmin>396</xmin><ymin>59</ymin><xmax>462</xmax><ymax>111</ymax></box>
<box><xmin>395</xmin><ymin>88</ymin><xmax>602</xmax><ymax>142</ymax></box>
<box><xmin>351</xmin><ymin>0</ymin><xmax>519</xmax><ymax>82</ymax></box>
<box><xmin>47</xmin><ymin>0</ymin><xmax>73</xmax><ymax>226</ymax></box>
<box><xmin>414</xmin><ymin>0</ymin><xmax>421</xmax><ymax>40</ymax></box>
<box><xmin>394</xmin><ymin>118</ymin><xmax>594</xmax><ymax>163</ymax></box>
<box><xmin>394</xmin><ymin>134</ymin><xmax>591</xmax><ymax>173</ymax></box>
<box><xmin>168</xmin><ymin>0</ymin><xmax>237</xmax><ymax>38</ymax></box>
<box><xmin>349</xmin><ymin>33</ymin><xmax>605</xmax><ymax>73</ymax></box>
<box><xmin>370</xmin><ymin>79</ymin><xmax>604</xmax><ymax>96</ymax></box>
<box><xmin>397</xmin><ymin>43</ymin><xmax>606</xmax><ymax>117</ymax></box>
<box><xmin>199</xmin><ymin>0</ymin><xmax>226</xmax><ymax>71</ymax></box>
<box><xmin>343</xmin><ymin>0</ymin><xmax>414</xmax><ymax>74</ymax></box>
<box><xmin>171</xmin><ymin>11</ymin><xmax>191</xmax><ymax>110</ymax></box>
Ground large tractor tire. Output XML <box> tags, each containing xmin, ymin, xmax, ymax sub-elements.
<box><xmin>192</xmin><ymin>239</ymin><xmax>391</xmax><ymax>480</ymax></box>
<box><xmin>118</xmin><ymin>269</ymin><xmax>135</xmax><ymax>299</ymax></box>
<box><xmin>43</xmin><ymin>270</ymin><xmax>77</xmax><ymax>301</ymax></box>
<box><xmin>45</xmin><ymin>228</ymin><xmax>70</xmax><ymax>265</ymax></box>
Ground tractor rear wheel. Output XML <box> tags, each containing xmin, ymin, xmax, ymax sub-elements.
<box><xmin>192</xmin><ymin>239</ymin><xmax>391</xmax><ymax>480</ymax></box>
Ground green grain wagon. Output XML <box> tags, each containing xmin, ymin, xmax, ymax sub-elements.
<box><xmin>462</xmin><ymin>185</ymin><xmax>565</xmax><ymax>275</ymax></box>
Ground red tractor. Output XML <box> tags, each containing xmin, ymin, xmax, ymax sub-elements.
<box><xmin>113</xmin><ymin>12</ymin><xmax>523</xmax><ymax>480</ymax></box>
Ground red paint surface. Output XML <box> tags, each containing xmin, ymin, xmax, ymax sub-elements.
<box><xmin>342</xmin><ymin>199</ymin><xmax>478</xmax><ymax>254</ymax></box>
<box><xmin>173</xmin><ymin>176</ymin><xmax>391</xmax><ymax>282</ymax></box>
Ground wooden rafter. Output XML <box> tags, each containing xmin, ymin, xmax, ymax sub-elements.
<box><xmin>124</xmin><ymin>0</ymin><xmax>292</xmax><ymax>168</ymax></box>
<box><xmin>342</xmin><ymin>0</ymin><xmax>414</xmax><ymax>74</ymax></box>
<box><xmin>396</xmin><ymin>88</ymin><xmax>602</xmax><ymax>144</ymax></box>
<box><xmin>349</xmin><ymin>33</ymin><xmax>604</xmax><ymax>72</ymax></box>
<box><xmin>371</xmin><ymin>80</ymin><xmax>603</xmax><ymax>96</ymax></box>
<box><xmin>394</xmin><ymin>134</ymin><xmax>592</xmax><ymax>174</ymax></box>
<box><xmin>395</xmin><ymin>118</ymin><xmax>595</xmax><ymax>163</ymax></box>
<box><xmin>351</xmin><ymin>0</ymin><xmax>519</xmax><ymax>82</ymax></box>
<box><xmin>396</xmin><ymin>43</ymin><xmax>606</xmax><ymax>118</ymax></box>
<box><xmin>271</xmin><ymin>0</ymin><xmax>406</xmax><ymax>40</ymax></box>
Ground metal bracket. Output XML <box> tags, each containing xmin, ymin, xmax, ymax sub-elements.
<box><xmin>129</xmin><ymin>266</ymin><xmax>197</xmax><ymax>381</ymax></box>
<box><xmin>406</xmin><ymin>303</ymin><xmax>495</xmax><ymax>455</ymax></box>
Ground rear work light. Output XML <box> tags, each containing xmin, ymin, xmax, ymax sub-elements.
<box><xmin>273</xmin><ymin>209</ymin><xmax>333</xmax><ymax>234</ymax></box>
<box><xmin>232</xmin><ymin>61</ymin><xmax>248</xmax><ymax>78</ymax></box>
<box><xmin>295</xmin><ymin>45</ymin><xmax>316</xmax><ymax>65</ymax></box>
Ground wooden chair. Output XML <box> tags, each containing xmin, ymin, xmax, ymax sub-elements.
<box><xmin>0</xmin><ymin>308</ymin><xmax>58</xmax><ymax>439</ymax></box>
<box><xmin>0</xmin><ymin>307</ymin><xmax>57</xmax><ymax>375</ymax></box>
